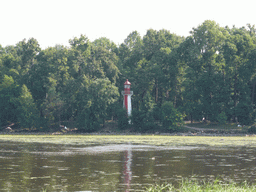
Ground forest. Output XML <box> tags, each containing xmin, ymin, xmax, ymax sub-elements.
<box><xmin>1</xmin><ymin>20</ymin><xmax>256</xmax><ymax>132</ymax></box>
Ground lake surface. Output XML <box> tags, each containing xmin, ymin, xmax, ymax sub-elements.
<box><xmin>0</xmin><ymin>141</ymin><xmax>256</xmax><ymax>191</ymax></box>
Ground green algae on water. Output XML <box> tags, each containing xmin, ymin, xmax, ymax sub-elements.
<box><xmin>0</xmin><ymin>135</ymin><xmax>256</xmax><ymax>148</ymax></box>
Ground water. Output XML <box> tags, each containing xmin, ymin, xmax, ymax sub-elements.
<box><xmin>0</xmin><ymin>142</ymin><xmax>256</xmax><ymax>191</ymax></box>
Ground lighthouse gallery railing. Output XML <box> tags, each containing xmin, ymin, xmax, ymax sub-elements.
<box><xmin>121</xmin><ymin>91</ymin><xmax>133</xmax><ymax>95</ymax></box>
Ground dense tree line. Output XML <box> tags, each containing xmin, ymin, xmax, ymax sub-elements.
<box><xmin>1</xmin><ymin>20</ymin><xmax>256</xmax><ymax>132</ymax></box>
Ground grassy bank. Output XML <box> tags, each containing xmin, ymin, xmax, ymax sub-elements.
<box><xmin>0</xmin><ymin>135</ymin><xmax>256</xmax><ymax>147</ymax></box>
<box><xmin>147</xmin><ymin>179</ymin><xmax>256</xmax><ymax>192</ymax></box>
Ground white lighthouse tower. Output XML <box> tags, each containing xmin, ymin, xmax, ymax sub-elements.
<box><xmin>122</xmin><ymin>79</ymin><xmax>133</xmax><ymax>116</ymax></box>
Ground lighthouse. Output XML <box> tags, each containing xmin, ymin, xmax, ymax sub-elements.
<box><xmin>122</xmin><ymin>79</ymin><xmax>133</xmax><ymax>116</ymax></box>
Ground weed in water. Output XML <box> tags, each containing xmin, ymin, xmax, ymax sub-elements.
<box><xmin>1</xmin><ymin>135</ymin><xmax>256</xmax><ymax>148</ymax></box>
<box><xmin>146</xmin><ymin>179</ymin><xmax>256</xmax><ymax>192</ymax></box>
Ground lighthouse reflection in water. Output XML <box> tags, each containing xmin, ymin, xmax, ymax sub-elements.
<box><xmin>1</xmin><ymin>142</ymin><xmax>256</xmax><ymax>191</ymax></box>
<box><xmin>124</xmin><ymin>147</ymin><xmax>132</xmax><ymax>191</ymax></box>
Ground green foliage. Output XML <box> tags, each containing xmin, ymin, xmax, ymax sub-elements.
<box><xmin>217</xmin><ymin>111</ymin><xmax>227</xmax><ymax>124</ymax></box>
<box><xmin>131</xmin><ymin>109</ymin><xmax>146</xmax><ymax>131</ymax></box>
<box><xmin>161</xmin><ymin>101</ymin><xmax>184</xmax><ymax>131</ymax></box>
<box><xmin>236</xmin><ymin>101</ymin><xmax>254</xmax><ymax>125</ymax></box>
<box><xmin>131</xmin><ymin>92</ymin><xmax>156</xmax><ymax>132</ymax></box>
<box><xmin>0</xmin><ymin>74</ymin><xmax>15</xmax><ymax>90</ymax></box>
<box><xmin>17</xmin><ymin>85</ymin><xmax>39</xmax><ymax>128</ymax></box>
<box><xmin>1</xmin><ymin>21</ymin><xmax>256</xmax><ymax>132</ymax></box>
<box><xmin>75</xmin><ymin>78</ymin><xmax>119</xmax><ymax>132</ymax></box>
<box><xmin>116</xmin><ymin>106</ymin><xmax>129</xmax><ymax>130</ymax></box>
<box><xmin>146</xmin><ymin>179</ymin><xmax>256</xmax><ymax>192</ymax></box>
<box><xmin>146</xmin><ymin>183</ymin><xmax>173</xmax><ymax>192</ymax></box>
<box><xmin>41</xmin><ymin>86</ymin><xmax>64</xmax><ymax>130</ymax></box>
<box><xmin>248</xmin><ymin>125</ymin><xmax>256</xmax><ymax>134</ymax></box>
<box><xmin>0</xmin><ymin>75</ymin><xmax>19</xmax><ymax>126</ymax></box>
<box><xmin>76</xmin><ymin>108</ymin><xmax>101</xmax><ymax>132</ymax></box>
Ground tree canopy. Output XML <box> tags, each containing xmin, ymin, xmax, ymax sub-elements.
<box><xmin>1</xmin><ymin>20</ymin><xmax>256</xmax><ymax>132</ymax></box>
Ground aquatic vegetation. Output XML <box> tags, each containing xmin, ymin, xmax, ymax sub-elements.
<box><xmin>146</xmin><ymin>179</ymin><xmax>256</xmax><ymax>192</ymax></box>
<box><xmin>0</xmin><ymin>135</ymin><xmax>256</xmax><ymax>148</ymax></box>
<box><xmin>1</xmin><ymin>135</ymin><xmax>256</xmax><ymax>191</ymax></box>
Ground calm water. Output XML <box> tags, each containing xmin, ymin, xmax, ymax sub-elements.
<box><xmin>0</xmin><ymin>141</ymin><xmax>256</xmax><ymax>191</ymax></box>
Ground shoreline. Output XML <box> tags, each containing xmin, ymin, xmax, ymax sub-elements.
<box><xmin>0</xmin><ymin>131</ymin><xmax>253</xmax><ymax>137</ymax></box>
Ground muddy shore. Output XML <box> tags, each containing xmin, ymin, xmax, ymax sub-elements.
<box><xmin>0</xmin><ymin>129</ymin><xmax>252</xmax><ymax>137</ymax></box>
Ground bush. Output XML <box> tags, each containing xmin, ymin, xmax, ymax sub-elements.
<box><xmin>131</xmin><ymin>92</ymin><xmax>157</xmax><ymax>132</ymax></box>
<box><xmin>131</xmin><ymin>109</ymin><xmax>146</xmax><ymax>132</ymax></box>
<box><xmin>131</xmin><ymin>108</ymin><xmax>156</xmax><ymax>132</ymax></box>
<box><xmin>76</xmin><ymin>109</ymin><xmax>100</xmax><ymax>132</ymax></box>
<box><xmin>116</xmin><ymin>107</ymin><xmax>129</xmax><ymax>130</ymax></box>
<box><xmin>236</xmin><ymin>102</ymin><xmax>254</xmax><ymax>125</ymax></box>
<box><xmin>161</xmin><ymin>101</ymin><xmax>184</xmax><ymax>131</ymax></box>
<box><xmin>217</xmin><ymin>112</ymin><xmax>227</xmax><ymax>124</ymax></box>
<box><xmin>248</xmin><ymin>126</ymin><xmax>256</xmax><ymax>134</ymax></box>
<box><xmin>153</xmin><ymin>105</ymin><xmax>162</xmax><ymax>121</ymax></box>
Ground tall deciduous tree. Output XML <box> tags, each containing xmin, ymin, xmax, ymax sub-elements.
<box><xmin>76</xmin><ymin>78</ymin><xmax>119</xmax><ymax>131</ymax></box>
<box><xmin>90</xmin><ymin>38</ymin><xmax>119</xmax><ymax>83</ymax></box>
<box><xmin>41</xmin><ymin>85</ymin><xmax>64</xmax><ymax>130</ymax></box>
<box><xmin>16</xmin><ymin>38</ymin><xmax>41</xmax><ymax>78</ymax></box>
<box><xmin>221</xmin><ymin>26</ymin><xmax>256</xmax><ymax>123</ymax></box>
<box><xmin>0</xmin><ymin>75</ymin><xmax>19</xmax><ymax>127</ymax></box>
<box><xmin>184</xmin><ymin>20</ymin><xmax>227</xmax><ymax>121</ymax></box>
<box><xmin>17</xmin><ymin>84</ymin><xmax>39</xmax><ymax>128</ymax></box>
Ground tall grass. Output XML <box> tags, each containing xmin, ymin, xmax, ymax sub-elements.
<box><xmin>146</xmin><ymin>179</ymin><xmax>256</xmax><ymax>192</ymax></box>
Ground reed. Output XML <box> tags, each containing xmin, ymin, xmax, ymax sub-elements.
<box><xmin>146</xmin><ymin>179</ymin><xmax>256</xmax><ymax>192</ymax></box>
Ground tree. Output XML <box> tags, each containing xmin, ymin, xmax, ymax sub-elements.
<box><xmin>68</xmin><ymin>35</ymin><xmax>91</xmax><ymax>79</ymax></box>
<box><xmin>76</xmin><ymin>78</ymin><xmax>119</xmax><ymax>132</ymax></box>
<box><xmin>16</xmin><ymin>38</ymin><xmax>41</xmax><ymax>77</ymax></box>
<box><xmin>90</xmin><ymin>39</ymin><xmax>119</xmax><ymax>83</ymax></box>
<box><xmin>116</xmin><ymin>106</ymin><xmax>129</xmax><ymax>130</ymax></box>
<box><xmin>221</xmin><ymin>26</ymin><xmax>256</xmax><ymax>121</ymax></box>
<box><xmin>183</xmin><ymin>20</ymin><xmax>228</xmax><ymax>121</ymax></box>
<box><xmin>17</xmin><ymin>85</ymin><xmax>39</xmax><ymax>128</ymax></box>
<box><xmin>161</xmin><ymin>101</ymin><xmax>184</xmax><ymax>131</ymax></box>
<box><xmin>93</xmin><ymin>37</ymin><xmax>117</xmax><ymax>52</ymax></box>
<box><xmin>41</xmin><ymin>85</ymin><xmax>64</xmax><ymax>130</ymax></box>
<box><xmin>117</xmin><ymin>31</ymin><xmax>144</xmax><ymax>109</ymax></box>
<box><xmin>247</xmin><ymin>48</ymin><xmax>256</xmax><ymax>104</ymax></box>
<box><xmin>131</xmin><ymin>91</ymin><xmax>156</xmax><ymax>132</ymax></box>
<box><xmin>2</xmin><ymin>22</ymin><xmax>256</xmax><ymax>132</ymax></box>
<box><xmin>0</xmin><ymin>75</ymin><xmax>19</xmax><ymax>127</ymax></box>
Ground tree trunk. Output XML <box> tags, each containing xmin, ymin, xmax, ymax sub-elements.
<box><xmin>233</xmin><ymin>71</ymin><xmax>238</xmax><ymax>122</ymax></box>
<box><xmin>155</xmin><ymin>79</ymin><xmax>158</xmax><ymax>103</ymax></box>
<box><xmin>251</xmin><ymin>81</ymin><xmax>256</xmax><ymax>104</ymax></box>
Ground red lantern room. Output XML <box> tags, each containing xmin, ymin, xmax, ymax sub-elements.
<box><xmin>124</xmin><ymin>79</ymin><xmax>131</xmax><ymax>94</ymax></box>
